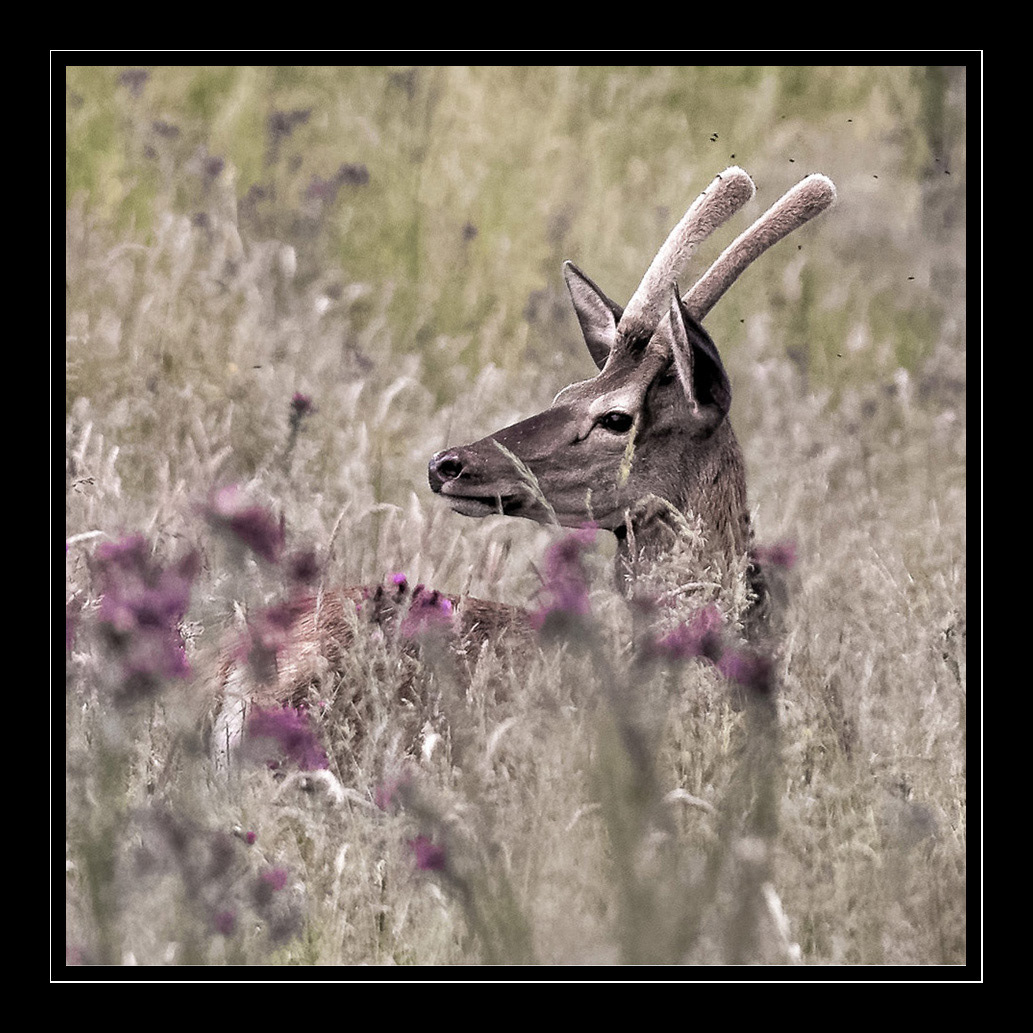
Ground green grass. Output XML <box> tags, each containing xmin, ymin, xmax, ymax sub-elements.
<box><xmin>63</xmin><ymin>64</ymin><xmax>968</xmax><ymax>970</ymax></box>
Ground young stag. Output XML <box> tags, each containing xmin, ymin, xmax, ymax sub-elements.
<box><xmin>429</xmin><ymin>166</ymin><xmax>835</xmax><ymax>633</ymax></box>
<box><xmin>212</xmin><ymin>167</ymin><xmax>835</xmax><ymax>760</ymax></box>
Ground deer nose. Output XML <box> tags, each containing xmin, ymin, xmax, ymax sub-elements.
<box><xmin>428</xmin><ymin>450</ymin><xmax>465</xmax><ymax>492</ymax></box>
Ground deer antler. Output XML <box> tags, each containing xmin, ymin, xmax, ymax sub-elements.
<box><xmin>684</xmin><ymin>173</ymin><xmax>837</xmax><ymax>321</ymax></box>
<box><xmin>637</xmin><ymin>173</ymin><xmax>836</xmax><ymax>364</ymax></box>
<box><xmin>618</xmin><ymin>166</ymin><xmax>756</xmax><ymax>344</ymax></box>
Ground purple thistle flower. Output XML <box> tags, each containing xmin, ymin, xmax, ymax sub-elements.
<box><xmin>752</xmin><ymin>540</ymin><xmax>797</xmax><ymax>570</ymax></box>
<box><xmin>206</xmin><ymin>485</ymin><xmax>285</xmax><ymax>564</ymax></box>
<box><xmin>288</xmin><ymin>393</ymin><xmax>314</xmax><ymax>434</ymax></box>
<box><xmin>287</xmin><ymin>548</ymin><xmax>320</xmax><ymax>585</ymax></box>
<box><xmin>531</xmin><ymin>525</ymin><xmax>597</xmax><ymax>632</ymax></box>
<box><xmin>717</xmin><ymin>646</ymin><xmax>775</xmax><ymax>696</ymax></box>
<box><xmin>116</xmin><ymin>627</ymin><xmax>191</xmax><ymax>687</ymax></box>
<box><xmin>399</xmin><ymin>587</ymin><xmax>454</xmax><ymax>639</ymax></box>
<box><xmin>647</xmin><ymin>605</ymin><xmax>725</xmax><ymax>662</ymax></box>
<box><xmin>213</xmin><ymin>909</ymin><xmax>237</xmax><ymax>936</ymax></box>
<box><xmin>409</xmin><ymin>835</ymin><xmax>447</xmax><ymax>872</ymax></box>
<box><xmin>245</xmin><ymin>705</ymin><xmax>329</xmax><ymax>771</ymax></box>
<box><xmin>260</xmin><ymin>867</ymin><xmax>289</xmax><ymax>891</ymax></box>
<box><xmin>92</xmin><ymin>535</ymin><xmax>198</xmax><ymax>697</ymax></box>
<box><xmin>253</xmin><ymin>866</ymin><xmax>291</xmax><ymax>909</ymax></box>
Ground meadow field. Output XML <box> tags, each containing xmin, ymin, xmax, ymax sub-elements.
<box><xmin>63</xmin><ymin>64</ymin><xmax>969</xmax><ymax>971</ymax></box>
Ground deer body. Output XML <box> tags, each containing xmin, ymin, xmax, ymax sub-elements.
<box><xmin>213</xmin><ymin>167</ymin><xmax>835</xmax><ymax>754</ymax></box>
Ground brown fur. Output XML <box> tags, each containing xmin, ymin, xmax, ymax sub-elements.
<box><xmin>214</xmin><ymin>582</ymin><xmax>534</xmax><ymax>716</ymax></box>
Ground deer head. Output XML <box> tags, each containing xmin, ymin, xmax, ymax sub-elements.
<box><xmin>428</xmin><ymin>168</ymin><xmax>836</xmax><ymax>586</ymax></box>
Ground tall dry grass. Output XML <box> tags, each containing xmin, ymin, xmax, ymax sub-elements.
<box><xmin>63</xmin><ymin>65</ymin><xmax>968</xmax><ymax>970</ymax></box>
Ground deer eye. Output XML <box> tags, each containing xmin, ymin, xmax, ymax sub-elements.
<box><xmin>597</xmin><ymin>411</ymin><xmax>634</xmax><ymax>434</ymax></box>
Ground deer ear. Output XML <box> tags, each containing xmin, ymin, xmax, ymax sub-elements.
<box><xmin>668</xmin><ymin>286</ymin><xmax>732</xmax><ymax>426</ymax></box>
<box><xmin>563</xmin><ymin>261</ymin><xmax>623</xmax><ymax>371</ymax></box>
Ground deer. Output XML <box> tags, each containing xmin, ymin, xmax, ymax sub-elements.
<box><xmin>429</xmin><ymin>166</ymin><xmax>835</xmax><ymax>631</ymax></box>
<box><xmin>210</xmin><ymin>166</ymin><xmax>836</xmax><ymax>767</ymax></box>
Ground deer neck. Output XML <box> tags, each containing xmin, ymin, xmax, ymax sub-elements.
<box><xmin>612</xmin><ymin>423</ymin><xmax>754</xmax><ymax>603</ymax></box>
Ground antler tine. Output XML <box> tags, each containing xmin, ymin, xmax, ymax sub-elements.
<box><xmin>617</xmin><ymin>166</ymin><xmax>756</xmax><ymax>344</ymax></box>
<box><xmin>682</xmin><ymin>173</ymin><xmax>837</xmax><ymax>322</ymax></box>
